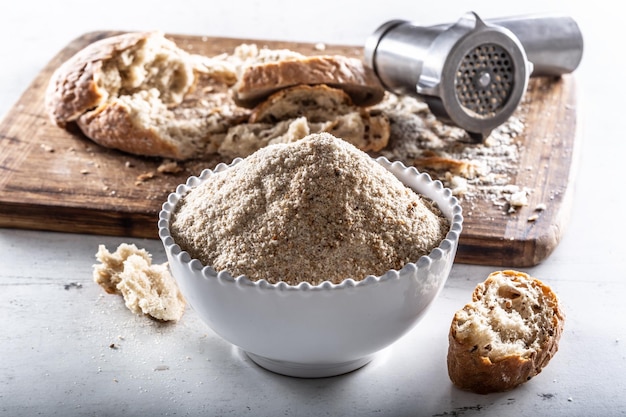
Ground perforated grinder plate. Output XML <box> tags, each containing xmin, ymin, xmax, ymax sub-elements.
<box><xmin>455</xmin><ymin>43</ymin><xmax>514</xmax><ymax>118</ymax></box>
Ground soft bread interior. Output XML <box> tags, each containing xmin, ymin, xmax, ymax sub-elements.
<box><xmin>96</xmin><ymin>35</ymin><xmax>195</xmax><ymax>106</ymax></box>
<box><xmin>452</xmin><ymin>271</ymin><xmax>557</xmax><ymax>361</ymax></box>
<box><xmin>93</xmin><ymin>243</ymin><xmax>186</xmax><ymax>322</ymax></box>
<box><xmin>79</xmin><ymin>34</ymin><xmax>248</xmax><ymax>159</ymax></box>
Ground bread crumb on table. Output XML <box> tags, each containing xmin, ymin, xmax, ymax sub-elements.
<box><xmin>93</xmin><ymin>243</ymin><xmax>186</xmax><ymax>322</ymax></box>
<box><xmin>527</xmin><ymin>213</ymin><xmax>540</xmax><ymax>222</ymax></box>
<box><xmin>135</xmin><ymin>171</ymin><xmax>156</xmax><ymax>185</ymax></box>
<box><xmin>157</xmin><ymin>160</ymin><xmax>183</xmax><ymax>174</ymax></box>
<box><xmin>40</xmin><ymin>143</ymin><xmax>55</xmax><ymax>153</ymax></box>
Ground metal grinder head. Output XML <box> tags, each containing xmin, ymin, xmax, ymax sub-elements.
<box><xmin>364</xmin><ymin>12</ymin><xmax>583</xmax><ymax>140</ymax></box>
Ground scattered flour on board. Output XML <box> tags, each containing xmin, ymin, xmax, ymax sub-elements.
<box><xmin>373</xmin><ymin>92</ymin><xmax>531</xmax><ymax>213</ymax></box>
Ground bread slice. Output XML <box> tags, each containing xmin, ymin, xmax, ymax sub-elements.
<box><xmin>93</xmin><ymin>243</ymin><xmax>186</xmax><ymax>322</ymax></box>
<box><xmin>215</xmin><ymin>85</ymin><xmax>390</xmax><ymax>158</ymax></box>
<box><xmin>232</xmin><ymin>54</ymin><xmax>385</xmax><ymax>108</ymax></box>
<box><xmin>216</xmin><ymin>116</ymin><xmax>311</xmax><ymax>159</ymax></box>
<box><xmin>447</xmin><ymin>270</ymin><xmax>565</xmax><ymax>394</ymax></box>
<box><xmin>249</xmin><ymin>84</ymin><xmax>355</xmax><ymax>123</ymax></box>
<box><xmin>253</xmin><ymin>84</ymin><xmax>389</xmax><ymax>151</ymax></box>
<box><xmin>45</xmin><ymin>31</ymin><xmax>247</xmax><ymax>160</ymax></box>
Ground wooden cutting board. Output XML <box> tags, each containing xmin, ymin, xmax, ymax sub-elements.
<box><xmin>0</xmin><ymin>31</ymin><xmax>580</xmax><ymax>267</ymax></box>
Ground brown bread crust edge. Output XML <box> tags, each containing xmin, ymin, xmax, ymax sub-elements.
<box><xmin>233</xmin><ymin>55</ymin><xmax>385</xmax><ymax>108</ymax></box>
<box><xmin>447</xmin><ymin>270</ymin><xmax>565</xmax><ymax>394</ymax></box>
<box><xmin>45</xmin><ymin>32</ymin><xmax>155</xmax><ymax>125</ymax></box>
<box><xmin>77</xmin><ymin>100</ymin><xmax>184</xmax><ymax>159</ymax></box>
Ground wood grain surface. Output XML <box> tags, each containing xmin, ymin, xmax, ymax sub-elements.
<box><xmin>0</xmin><ymin>31</ymin><xmax>580</xmax><ymax>267</ymax></box>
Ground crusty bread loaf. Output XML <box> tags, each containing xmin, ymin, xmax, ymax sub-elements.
<box><xmin>45</xmin><ymin>34</ymin><xmax>391</xmax><ymax>161</ymax></box>
<box><xmin>45</xmin><ymin>31</ymin><xmax>247</xmax><ymax>160</ymax></box>
<box><xmin>93</xmin><ymin>243</ymin><xmax>186</xmax><ymax>322</ymax></box>
<box><xmin>233</xmin><ymin>54</ymin><xmax>385</xmax><ymax>108</ymax></box>
<box><xmin>447</xmin><ymin>270</ymin><xmax>565</xmax><ymax>394</ymax></box>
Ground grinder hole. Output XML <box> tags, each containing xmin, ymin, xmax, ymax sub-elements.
<box><xmin>455</xmin><ymin>43</ymin><xmax>514</xmax><ymax>118</ymax></box>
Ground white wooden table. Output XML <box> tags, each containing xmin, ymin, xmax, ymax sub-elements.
<box><xmin>1</xmin><ymin>1</ymin><xmax>625</xmax><ymax>416</ymax></box>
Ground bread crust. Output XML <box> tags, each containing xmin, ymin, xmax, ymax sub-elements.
<box><xmin>45</xmin><ymin>32</ymin><xmax>245</xmax><ymax>160</ymax></box>
<box><xmin>77</xmin><ymin>99</ymin><xmax>185</xmax><ymax>159</ymax></box>
<box><xmin>249</xmin><ymin>84</ymin><xmax>355</xmax><ymax>123</ymax></box>
<box><xmin>447</xmin><ymin>270</ymin><xmax>565</xmax><ymax>394</ymax></box>
<box><xmin>46</xmin><ymin>35</ymin><xmax>388</xmax><ymax>160</ymax></box>
<box><xmin>244</xmin><ymin>84</ymin><xmax>390</xmax><ymax>153</ymax></box>
<box><xmin>45</xmin><ymin>32</ymin><xmax>158</xmax><ymax>125</ymax></box>
<box><xmin>233</xmin><ymin>55</ymin><xmax>385</xmax><ymax>108</ymax></box>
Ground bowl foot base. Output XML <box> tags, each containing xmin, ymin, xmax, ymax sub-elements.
<box><xmin>245</xmin><ymin>352</ymin><xmax>373</xmax><ymax>378</ymax></box>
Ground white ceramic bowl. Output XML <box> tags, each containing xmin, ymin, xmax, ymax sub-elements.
<box><xmin>159</xmin><ymin>156</ymin><xmax>463</xmax><ymax>378</ymax></box>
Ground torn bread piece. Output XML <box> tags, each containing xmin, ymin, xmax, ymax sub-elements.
<box><xmin>46</xmin><ymin>31</ymin><xmax>247</xmax><ymax>160</ymax></box>
<box><xmin>93</xmin><ymin>243</ymin><xmax>186</xmax><ymax>322</ymax></box>
<box><xmin>249</xmin><ymin>84</ymin><xmax>391</xmax><ymax>151</ymax></box>
<box><xmin>447</xmin><ymin>270</ymin><xmax>565</xmax><ymax>394</ymax></box>
<box><xmin>215</xmin><ymin>84</ymin><xmax>389</xmax><ymax>158</ymax></box>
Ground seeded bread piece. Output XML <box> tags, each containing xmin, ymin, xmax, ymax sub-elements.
<box><xmin>233</xmin><ymin>54</ymin><xmax>386</xmax><ymax>108</ymax></box>
<box><xmin>447</xmin><ymin>270</ymin><xmax>565</xmax><ymax>394</ymax></box>
<box><xmin>45</xmin><ymin>31</ymin><xmax>246</xmax><ymax>160</ymax></box>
